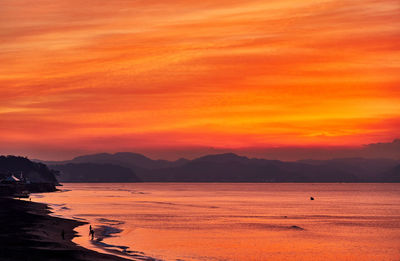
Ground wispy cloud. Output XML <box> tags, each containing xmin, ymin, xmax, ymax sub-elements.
<box><xmin>0</xmin><ymin>0</ymin><xmax>399</xmax><ymax>158</ymax></box>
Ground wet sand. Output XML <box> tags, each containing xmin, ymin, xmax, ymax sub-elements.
<box><xmin>0</xmin><ymin>197</ymin><xmax>154</xmax><ymax>261</ymax></box>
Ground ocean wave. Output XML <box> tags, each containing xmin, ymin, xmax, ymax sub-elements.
<box><xmin>136</xmin><ymin>200</ymin><xmax>218</xmax><ymax>209</ymax></box>
<box><xmin>130</xmin><ymin>191</ymin><xmax>148</xmax><ymax>195</ymax></box>
<box><xmin>91</xmin><ymin>225</ymin><xmax>158</xmax><ymax>260</ymax></box>
<box><xmin>72</xmin><ymin>216</ymin><xmax>86</xmax><ymax>221</ymax></box>
<box><xmin>97</xmin><ymin>218</ymin><xmax>125</xmax><ymax>226</ymax></box>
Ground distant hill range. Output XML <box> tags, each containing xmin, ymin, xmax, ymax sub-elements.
<box><xmin>51</xmin><ymin>163</ymin><xmax>141</xmax><ymax>183</ymax></box>
<box><xmin>39</xmin><ymin>152</ymin><xmax>400</xmax><ymax>183</ymax></box>
<box><xmin>382</xmin><ymin>164</ymin><xmax>400</xmax><ymax>182</ymax></box>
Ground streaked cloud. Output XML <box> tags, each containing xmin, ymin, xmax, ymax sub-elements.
<box><xmin>0</xmin><ymin>0</ymin><xmax>399</xmax><ymax>159</ymax></box>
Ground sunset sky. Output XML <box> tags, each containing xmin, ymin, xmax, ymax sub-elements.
<box><xmin>1</xmin><ymin>0</ymin><xmax>399</xmax><ymax>160</ymax></box>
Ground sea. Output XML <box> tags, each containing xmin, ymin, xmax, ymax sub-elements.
<box><xmin>32</xmin><ymin>183</ymin><xmax>400</xmax><ymax>261</ymax></box>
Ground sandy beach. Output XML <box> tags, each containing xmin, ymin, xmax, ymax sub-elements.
<box><xmin>0</xmin><ymin>197</ymin><xmax>154</xmax><ymax>261</ymax></box>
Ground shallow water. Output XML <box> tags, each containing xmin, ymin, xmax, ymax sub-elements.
<box><xmin>33</xmin><ymin>183</ymin><xmax>400</xmax><ymax>261</ymax></box>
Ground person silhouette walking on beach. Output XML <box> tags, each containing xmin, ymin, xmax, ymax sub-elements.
<box><xmin>89</xmin><ymin>227</ymin><xmax>95</xmax><ymax>240</ymax></box>
<box><xmin>61</xmin><ymin>229</ymin><xmax>65</xmax><ymax>240</ymax></box>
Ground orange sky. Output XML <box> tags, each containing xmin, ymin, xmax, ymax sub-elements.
<box><xmin>1</xmin><ymin>0</ymin><xmax>399</xmax><ymax>159</ymax></box>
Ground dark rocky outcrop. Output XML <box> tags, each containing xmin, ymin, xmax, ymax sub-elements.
<box><xmin>0</xmin><ymin>155</ymin><xmax>59</xmax><ymax>193</ymax></box>
<box><xmin>0</xmin><ymin>155</ymin><xmax>58</xmax><ymax>184</ymax></box>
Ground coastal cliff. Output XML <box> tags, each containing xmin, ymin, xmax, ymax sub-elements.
<box><xmin>0</xmin><ymin>155</ymin><xmax>59</xmax><ymax>194</ymax></box>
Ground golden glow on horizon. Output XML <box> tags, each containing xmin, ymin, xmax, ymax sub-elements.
<box><xmin>0</xmin><ymin>0</ymin><xmax>399</xmax><ymax>154</ymax></box>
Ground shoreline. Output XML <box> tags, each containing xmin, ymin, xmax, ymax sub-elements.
<box><xmin>75</xmin><ymin>223</ymin><xmax>153</xmax><ymax>260</ymax></box>
<box><xmin>0</xmin><ymin>197</ymin><xmax>155</xmax><ymax>261</ymax></box>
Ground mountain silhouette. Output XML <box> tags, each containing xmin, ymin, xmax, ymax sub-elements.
<box><xmin>140</xmin><ymin>153</ymin><xmax>359</xmax><ymax>182</ymax></box>
<box><xmin>47</xmin><ymin>152</ymin><xmax>189</xmax><ymax>171</ymax></box>
<box><xmin>298</xmin><ymin>158</ymin><xmax>399</xmax><ymax>181</ymax></box>
<box><xmin>382</xmin><ymin>164</ymin><xmax>400</xmax><ymax>182</ymax></box>
<box><xmin>38</xmin><ymin>152</ymin><xmax>400</xmax><ymax>182</ymax></box>
<box><xmin>51</xmin><ymin>163</ymin><xmax>141</xmax><ymax>182</ymax></box>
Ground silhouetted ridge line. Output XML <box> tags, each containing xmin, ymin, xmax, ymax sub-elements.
<box><xmin>36</xmin><ymin>152</ymin><xmax>400</xmax><ymax>183</ymax></box>
<box><xmin>51</xmin><ymin>163</ymin><xmax>141</xmax><ymax>183</ymax></box>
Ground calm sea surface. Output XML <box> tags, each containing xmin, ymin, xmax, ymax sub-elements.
<box><xmin>32</xmin><ymin>183</ymin><xmax>400</xmax><ymax>261</ymax></box>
